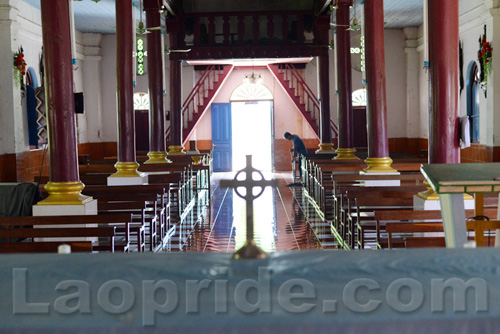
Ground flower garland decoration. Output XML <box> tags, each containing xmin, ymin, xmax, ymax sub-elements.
<box><xmin>13</xmin><ymin>47</ymin><xmax>27</xmax><ymax>94</ymax></box>
<box><xmin>478</xmin><ymin>36</ymin><xmax>492</xmax><ymax>84</ymax></box>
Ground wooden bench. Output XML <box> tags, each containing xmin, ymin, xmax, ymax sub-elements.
<box><xmin>301</xmin><ymin>157</ymin><xmax>426</xmax><ymax>218</ymax></box>
<box><xmin>0</xmin><ymin>241</ymin><xmax>93</xmax><ymax>253</ymax></box>
<box><xmin>0</xmin><ymin>226</ymin><xmax>121</xmax><ymax>252</ymax></box>
<box><xmin>147</xmin><ymin>172</ymin><xmax>202</xmax><ymax>251</ymax></box>
<box><xmin>338</xmin><ymin>187</ymin><xmax>425</xmax><ymax>248</ymax></box>
<box><xmin>325</xmin><ymin>187</ymin><xmax>414</xmax><ymax>249</ymax></box>
<box><xmin>84</xmin><ymin>185</ymin><xmax>167</xmax><ymax>252</ymax></box>
<box><xmin>0</xmin><ymin>213</ymin><xmax>135</xmax><ymax>252</ymax></box>
<box><xmin>382</xmin><ymin>209</ymin><xmax>500</xmax><ymax>249</ymax></box>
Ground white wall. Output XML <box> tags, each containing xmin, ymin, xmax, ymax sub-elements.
<box><xmin>384</xmin><ymin>29</ymin><xmax>408</xmax><ymax>138</ymax></box>
<box><xmin>417</xmin><ymin>25</ymin><xmax>429</xmax><ymax>139</ymax></box>
<box><xmin>0</xmin><ymin>0</ymin><xmax>93</xmax><ymax>153</ymax></box>
<box><xmin>459</xmin><ymin>12</ymin><xmax>489</xmax><ymax>144</ymax></box>
<box><xmin>187</xmin><ymin>67</ymin><xmax>318</xmax><ymax>143</ymax></box>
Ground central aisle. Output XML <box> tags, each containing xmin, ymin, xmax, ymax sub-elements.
<box><xmin>185</xmin><ymin>172</ymin><xmax>322</xmax><ymax>253</ymax></box>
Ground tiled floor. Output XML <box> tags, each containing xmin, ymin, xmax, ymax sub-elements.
<box><xmin>185</xmin><ymin>172</ymin><xmax>322</xmax><ymax>253</ymax></box>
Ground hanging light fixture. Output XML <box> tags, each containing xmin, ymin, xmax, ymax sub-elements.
<box><xmin>243</xmin><ymin>62</ymin><xmax>263</xmax><ymax>85</ymax></box>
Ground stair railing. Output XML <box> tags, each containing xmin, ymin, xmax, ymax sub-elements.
<box><xmin>182</xmin><ymin>65</ymin><xmax>223</xmax><ymax>130</ymax></box>
<box><xmin>330</xmin><ymin>119</ymin><xmax>338</xmax><ymax>139</ymax></box>
<box><xmin>165</xmin><ymin>126</ymin><xmax>171</xmax><ymax>147</ymax></box>
<box><xmin>279</xmin><ymin>63</ymin><xmax>320</xmax><ymax>125</ymax></box>
<box><xmin>278</xmin><ymin>63</ymin><xmax>339</xmax><ymax>138</ymax></box>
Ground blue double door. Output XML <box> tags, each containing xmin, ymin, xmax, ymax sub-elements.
<box><xmin>211</xmin><ymin>103</ymin><xmax>232</xmax><ymax>172</ymax></box>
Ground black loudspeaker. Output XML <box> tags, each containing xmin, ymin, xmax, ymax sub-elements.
<box><xmin>74</xmin><ymin>92</ymin><xmax>84</xmax><ymax>114</ymax></box>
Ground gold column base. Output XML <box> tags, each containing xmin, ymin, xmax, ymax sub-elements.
<box><xmin>334</xmin><ymin>148</ymin><xmax>359</xmax><ymax>160</ymax></box>
<box><xmin>417</xmin><ymin>179</ymin><xmax>440</xmax><ymax>200</ymax></box>
<box><xmin>232</xmin><ymin>239</ymin><xmax>269</xmax><ymax>259</ymax></box>
<box><xmin>37</xmin><ymin>181</ymin><xmax>93</xmax><ymax>205</ymax></box>
<box><xmin>363</xmin><ymin>157</ymin><xmax>398</xmax><ymax>173</ymax></box>
<box><xmin>168</xmin><ymin>145</ymin><xmax>186</xmax><ymax>155</ymax></box>
<box><xmin>418</xmin><ymin>179</ymin><xmax>474</xmax><ymax>201</ymax></box>
<box><xmin>110</xmin><ymin>161</ymin><xmax>141</xmax><ymax>177</ymax></box>
<box><xmin>191</xmin><ymin>156</ymin><xmax>203</xmax><ymax>165</ymax></box>
<box><xmin>144</xmin><ymin>151</ymin><xmax>171</xmax><ymax>164</ymax></box>
<box><xmin>315</xmin><ymin>142</ymin><xmax>336</xmax><ymax>154</ymax></box>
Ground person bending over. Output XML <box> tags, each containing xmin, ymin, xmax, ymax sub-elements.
<box><xmin>284</xmin><ymin>132</ymin><xmax>307</xmax><ymax>179</ymax></box>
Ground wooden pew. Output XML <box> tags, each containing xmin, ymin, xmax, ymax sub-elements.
<box><xmin>84</xmin><ymin>185</ymin><xmax>167</xmax><ymax>252</ymax></box>
<box><xmin>147</xmin><ymin>171</ymin><xmax>207</xmax><ymax>251</ymax></box>
<box><xmin>303</xmin><ymin>158</ymin><xmax>426</xmax><ymax>218</ymax></box>
<box><xmin>337</xmin><ymin>186</ymin><xmax>424</xmax><ymax>248</ymax></box>
<box><xmin>0</xmin><ymin>241</ymin><xmax>93</xmax><ymax>253</ymax></box>
<box><xmin>404</xmin><ymin>237</ymin><xmax>446</xmax><ymax>248</ymax></box>
<box><xmin>380</xmin><ymin>208</ymin><xmax>499</xmax><ymax>248</ymax></box>
<box><xmin>0</xmin><ymin>213</ymin><xmax>134</xmax><ymax>252</ymax></box>
<box><xmin>0</xmin><ymin>226</ymin><xmax>120</xmax><ymax>252</ymax></box>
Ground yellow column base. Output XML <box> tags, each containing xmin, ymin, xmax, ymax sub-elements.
<box><xmin>417</xmin><ymin>180</ymin><xmax>440</xmax><ymax>200</ymax></box>
<box><xmin>191</xmin><ymin>156</ymin><xmax>203</xmax><ymax>165</ymax></box>
<box><xmin>168</xmin><ymin>145</ymin><xmax>186</xmax><ymax>155</ymax></box>
<box><xmin>110</xmin><ymin>161</ymin><xmax>141</xmax><ymax>177</ymax></box>
<box><xmin>363</xmin><ymin>157</ymin><xmax>398</xmax><ymax>173</ymax></box>
<box><xmin>144</xmin><ymin>151</ymin><xmax>171</xmax><ymax>164</ymax></box>
<box><xmin>417</xmin><ymin>180</ymin><xmax>474</xmax><ymax>201</ymax></box>
<box><xmin>37</xmin><ymin>181</ymin><xmax>93</xmax><ymax>205</ymax></box>
<box><xmin>315</xmin><ymin>142</ymin><xmax>336</xmax><ymax>154</ymax></box>
<box><xmin>334</xmin><ymin>148</ymin><xmax>359</xmax><ymax>160</ymax></box>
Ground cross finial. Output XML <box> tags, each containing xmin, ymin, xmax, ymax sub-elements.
<box><xmin>220</xmin><ymin>155</ymin><xmax>279</xmax><ymax>259</ymax></box>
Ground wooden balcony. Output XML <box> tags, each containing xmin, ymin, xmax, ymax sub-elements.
<box><xmin>166</xmin><ymin>11</ymin><xmax>331</xmax><ymax>60</ymax></box>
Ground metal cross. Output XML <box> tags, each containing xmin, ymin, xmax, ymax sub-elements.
<box><xmin>220</xmin><ymin>155</ymin><xmax>278</xmax><ymax>259</ymax></box>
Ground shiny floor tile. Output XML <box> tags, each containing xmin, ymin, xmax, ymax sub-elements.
<box><xmin>185</xmin><ymin>172</ymin><xmax>322</xmax><ymax>253</ymax></box>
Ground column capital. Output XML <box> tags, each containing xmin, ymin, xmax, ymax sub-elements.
<box><xmin>83</xmin><ymin>46</ymin><xmax>102</xmax><ymax>57</ymax></box>
<box><xmin>403</xmin><ymin>27</ymin><xmax>418</xmax><ymax>40</ymax></box>
<box><xmin>0</xmin><ymin>1</ymin><xmax>19</xmax><ymax>21</ymax></box>
<box><xmin>82</xmin><ymin>33</ymin><xmax>102</xmax><ymax>46</ymax></box>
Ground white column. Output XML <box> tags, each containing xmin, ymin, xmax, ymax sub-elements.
<box><xmin>0</xmin><ymin>1</ymin><xmax>28</xmax><ymax>155</ymax></box>
<box><xmin>404</xmin><ymin>27</ymin><xmax>421</xmax><ymax>140</ymax></box>
<box><xmin>82</xmin><ymin>33</ymin><xmax>104</xmax><ymax>143</ymax></box>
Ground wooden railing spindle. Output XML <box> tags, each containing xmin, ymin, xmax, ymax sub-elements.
<box><xmin>238</xmin><ymin>15</ymin><xmax>245</xmax><ymax>45</ymax></box>
<box><xmin>223</xmin><ymin>15</ymin><xmax>230</xmax><ymax>45</ymax></box>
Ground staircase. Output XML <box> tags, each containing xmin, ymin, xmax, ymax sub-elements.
<box><xmin>267</xmin><ymin>63</ymin><xmax>338</xmax><ymax>139</ymax></box>
<box><xmin>166</xmin><ymin>65</ymin><xmax>234</xmax><ymax>146</ymax></box>
<box><xmin>182</xmin><ymin>65</ymin><xmax>234</xmax><ymax>144</ymax></box>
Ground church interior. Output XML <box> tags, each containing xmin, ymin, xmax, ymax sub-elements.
<box><xmin>2</xmin><ymin>0</ymin><xmax>500</xmax><ymax>332</ymax></box>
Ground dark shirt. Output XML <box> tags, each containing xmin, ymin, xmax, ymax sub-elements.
<box><xmin>291</xmin><ymin>135</ymin><xmax>307</xmax><ymax>156</ymax></box>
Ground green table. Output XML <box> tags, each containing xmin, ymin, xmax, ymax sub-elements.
<box><xmin>420</xmin><ymin>163</ymin><xmax>500</xmax><ymax>248</ymax></box>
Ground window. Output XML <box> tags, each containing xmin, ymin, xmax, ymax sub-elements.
<box><xmin>230</xmin><ymin>83</ymin><xmax>273</xmax><ymax>101</ymax></box>
<box><xmin>352</xmin><ymin>88</ymin><xmax>367</xmax><ymax>107</ymax></box>
<box><xmin>134</xmin><ymin>92</ymin><xmax>149</xmax><ymax>110</ymax></box>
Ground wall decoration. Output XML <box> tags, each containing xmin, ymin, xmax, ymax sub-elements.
<box><xmin>478</xmin><ymin>25</ymin><xmax>492</xmax><ymax>96</ymax></box>
<box><xmin>13</xmin><ymin>47</ymin><xmax>27</xmax><ymax>97</ymax></box>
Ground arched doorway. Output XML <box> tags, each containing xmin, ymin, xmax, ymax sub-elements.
<box><xmin>352</xmin><ymin>88</ymin><xmax>367</xmax><ymax>148</ymax></box>
<box><xmin>26</xmin><ymin>67</ymin><xmax>40</xmax><ymax>148</ymax></box>
<box><xmin>229</xmin><ymin>82</ymin><xmax>273</xmax><ymax>171</ymax></box>
<box><xmin>134</xmin><ymin>92</ymin><xmax>150</xmax><ymax>153</ymax></box>
<box><xmin>466</xmin><ymin>61</ymin><xmax>480</xmax><ymax>142</ymax></box>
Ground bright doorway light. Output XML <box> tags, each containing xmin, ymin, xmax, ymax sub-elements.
<box><xmin>231</xmin><ymin>101</ymin><xmax>272</xmax><ymax>171</ymax></box>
